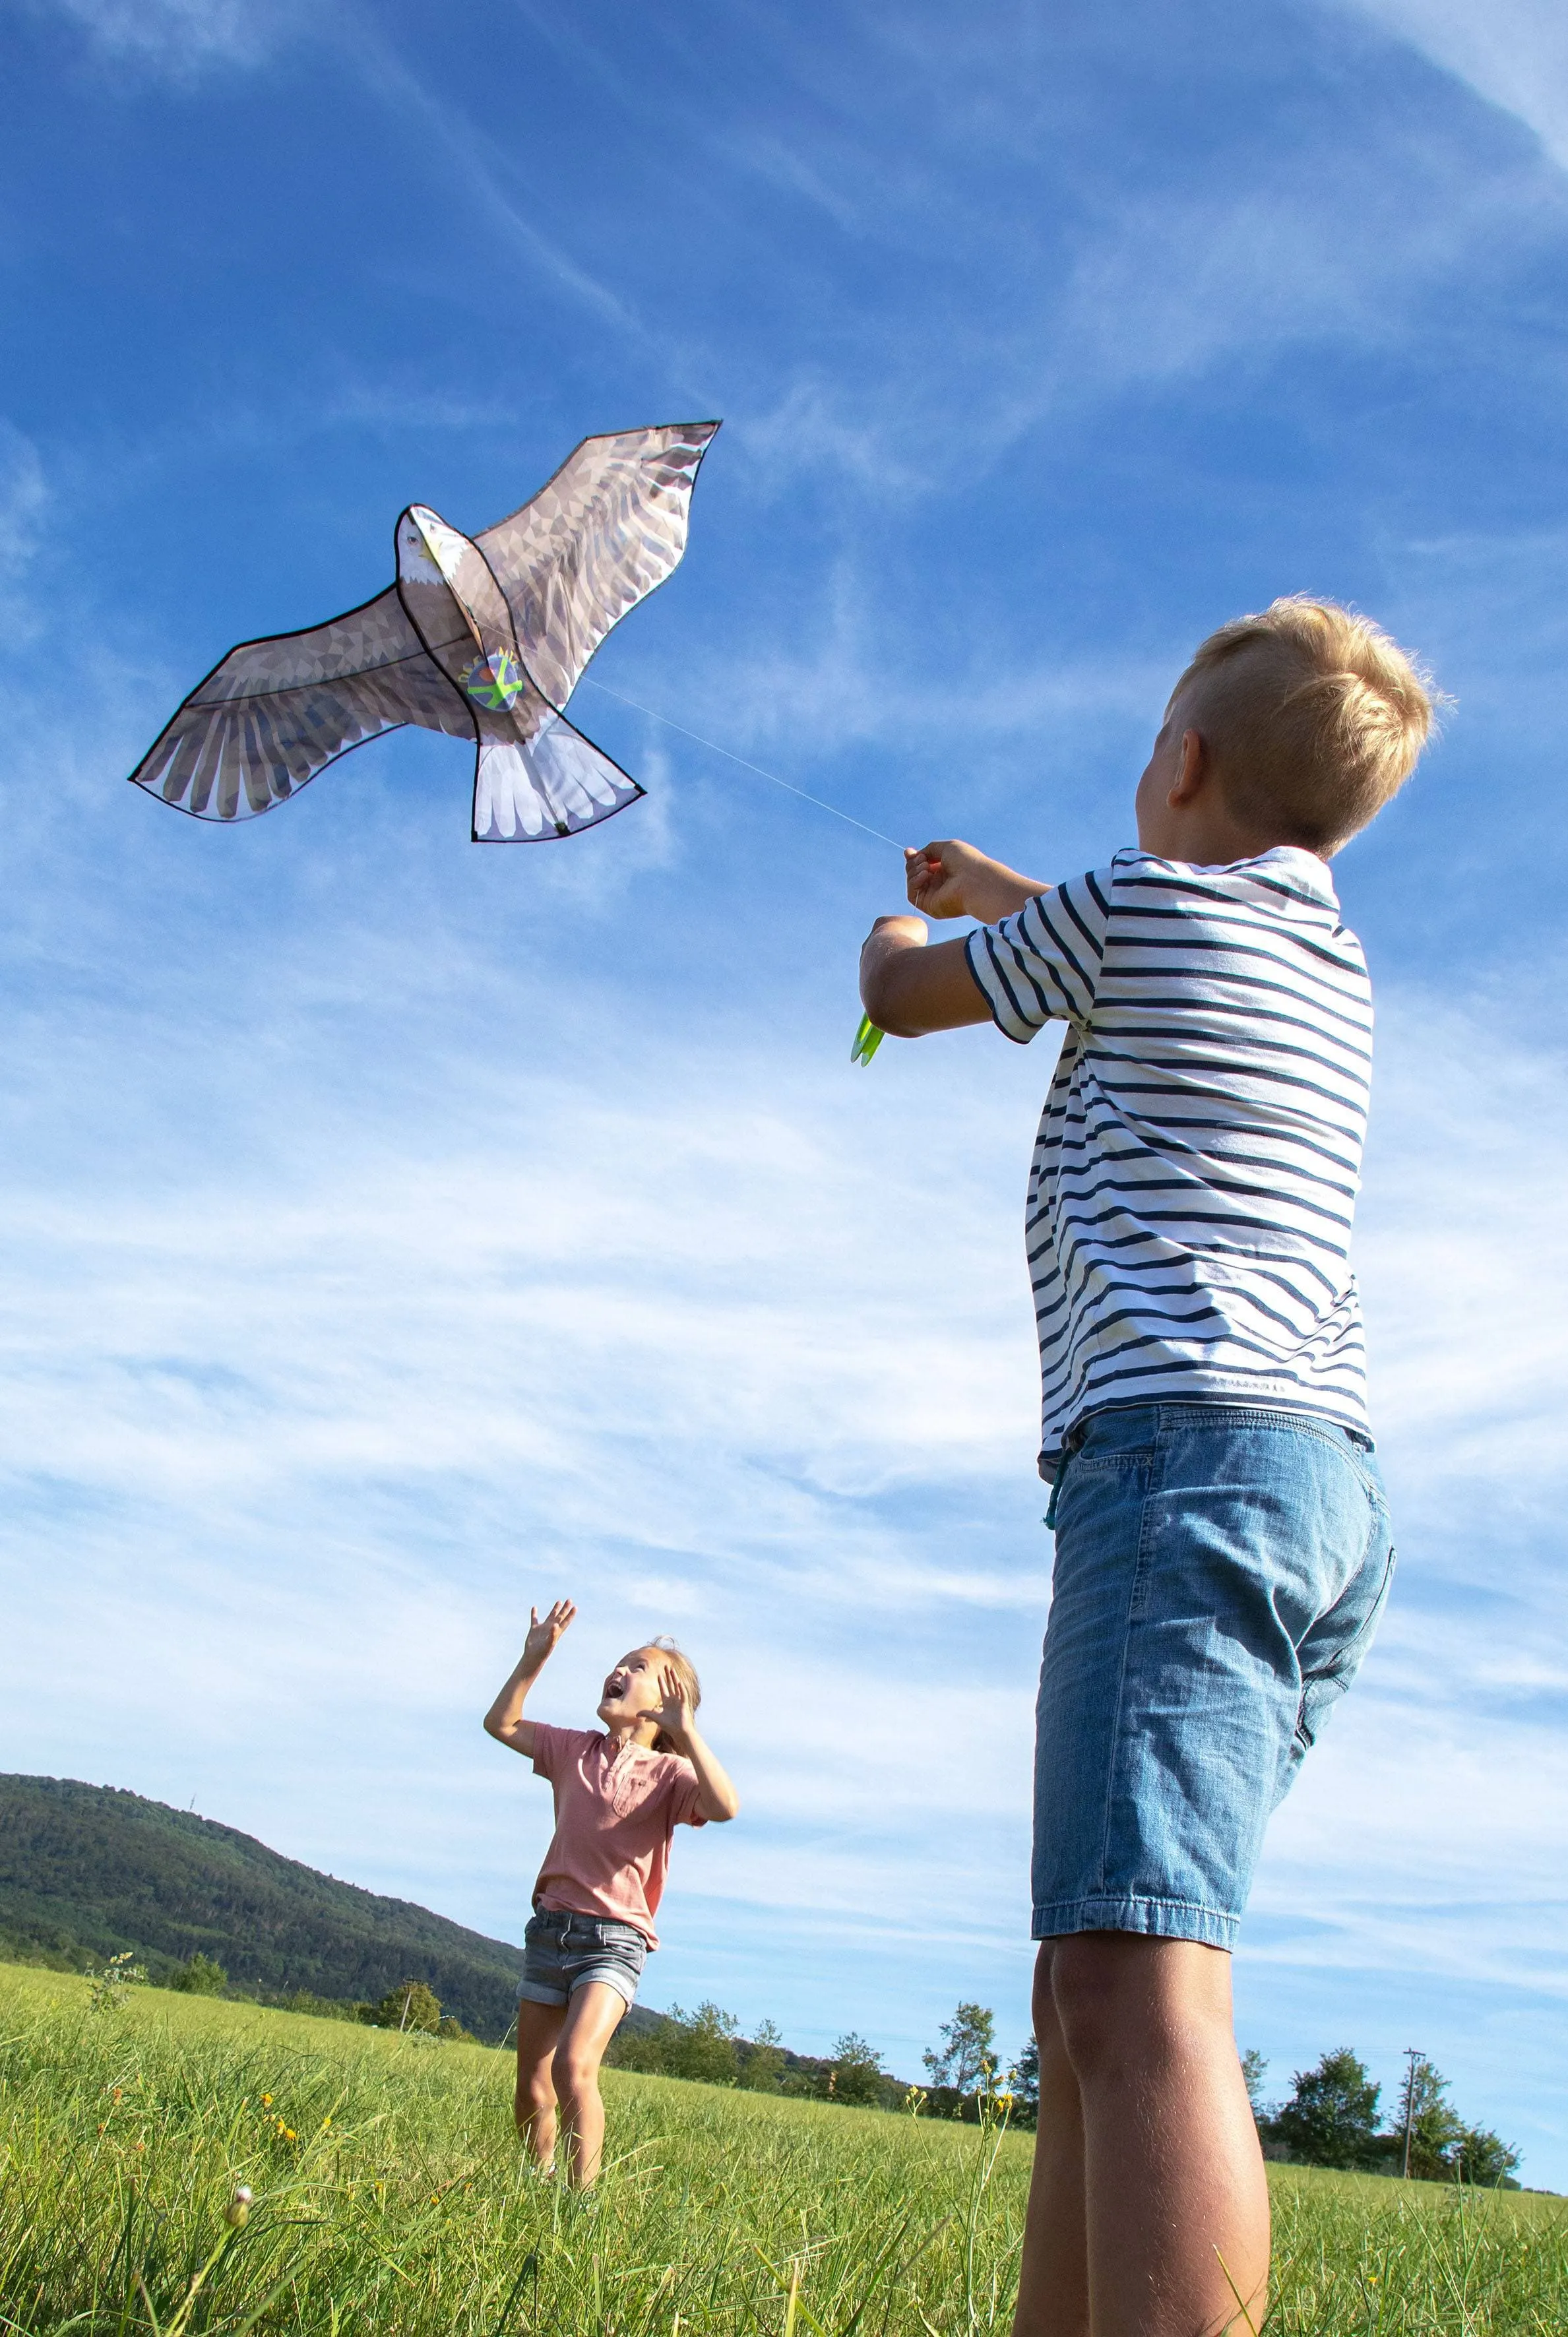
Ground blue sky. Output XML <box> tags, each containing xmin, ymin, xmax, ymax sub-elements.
<box><xmin>3</xmin><ymin>0</ymin><xmax>1568</xmax><ymax>2183</ymax></box>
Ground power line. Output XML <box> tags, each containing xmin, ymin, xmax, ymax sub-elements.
<box><xmin>581</xmin><ymin>676</ymin><xmax>906</xmax><ymax>854</ymax></box>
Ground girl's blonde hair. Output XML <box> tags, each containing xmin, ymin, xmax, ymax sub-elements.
<box><xmin>644</xmin><ymin>1636</ymin><xmax>701</xmax><ymax>1755</ymax></box>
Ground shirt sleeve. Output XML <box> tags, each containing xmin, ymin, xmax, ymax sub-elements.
<box><xmin>530</xmin><ymin>1722</ymin><xmax>575</xmax><ymax>1780</ymax></box>
<box><xmin>668</xmin><ymin>1761</ymin><xmax>708</xmax><ymax>1829</ymax></box>
<box><xmin>964</xmin><ymin>867</ymin><xmax>1113</xmax><ymax>1044</ymax></box>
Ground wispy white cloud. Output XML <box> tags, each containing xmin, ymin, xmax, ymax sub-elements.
<box><xmin>0</xmin><ymin>420</ymin><xmax>47</xmax><ymax>635</ymax></box>
<box><xmin>1344</xmin><ymin>0</ymin><xmax>1568</xmax><ymax>172</ymax></box>
<box><xmin>0</xmin><ymin>1045</ymin><xmax>1040</xmax><ymax>1526</ymax></box>
<box><xmin>32</xmin><ymin>0</ymin><xmax>306</xmax><ymax>74</ymax></box>
<box><xmin>619</xmin><ymin>566</ymin><xmax>1170</xmax><ymax>776</ymax></box>
<box><xmin>706</xmin><ymin>8</ymin><xmax>1568</xmax><ymax>509</ymax></box>
<box><xmin>350</xmin><ymin>35</ymin><xmax>660</xmax><ymax>355</ymax></box>
<box><xmin>715</xmin><ymin>131</ymin><xmax>869</xmax><ymax>236</ymax></box>
<box><xmin>733</xmin><ymin>379</ymin><xmax>925</xmax><ymax>500</ymax></box>
<box><xmin>1356</xmin><ymin>991</ymin><xmax>1568</xmax><ymax>1516</ymax></box>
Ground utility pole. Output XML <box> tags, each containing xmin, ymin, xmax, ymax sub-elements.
<box><xmin>1400</xmin><ymin>2049</ymin><xmax>1424</xmax><ymax>2179</ymax></box>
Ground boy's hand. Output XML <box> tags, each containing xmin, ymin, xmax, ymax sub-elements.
<box><xmin>906</xmin><ymin>840</ymin><xmax>989</xmax><ymax>919</ymax></box>
<box><xmin>521</xmin><ymin>1599</ymin><xmax>576</xmax><ymax>1674</ymax></box>
<box><xmin>906</xmin><ymin>840</ymin><xmax>1048</xmax><ymax>925</ymax></box>
<box><xmin>652</xmin><ymin>1663</ymin><xmax>696</xmax><ymax>1750</ymax></box>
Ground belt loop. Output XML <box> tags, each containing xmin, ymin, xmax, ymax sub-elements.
<box><xmin>1044</xmin><ymin>1419</ymin><xmax>1088</xmax><ymax>1532</ymax></box>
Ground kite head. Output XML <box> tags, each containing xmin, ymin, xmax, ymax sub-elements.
<box><xmin>404</xmin><ymin>504</ymin><xmax>472</xmax><ymax>587</ymax></box>
<box><xmin>850</xmin><ymin>1013</ymin><xmax>884</xmax><ymax>1066</ymax></box>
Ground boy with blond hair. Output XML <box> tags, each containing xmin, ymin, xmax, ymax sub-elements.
<box><xmin>860</xmin><ymin>600</ymin><xmax>1434</xmax><ymax>2337</ymax></box>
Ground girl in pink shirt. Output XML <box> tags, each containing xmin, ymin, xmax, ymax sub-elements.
<box><xmin>483</xmin><ymin>1599</ymin><xmax>739</xmax><ymax>2187</ymax></box>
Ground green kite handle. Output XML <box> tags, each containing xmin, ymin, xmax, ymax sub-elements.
<box><xmin>851</xmin><ymin>1013</ymin><xmax>884</xmax><ymax>1066</ymax></box>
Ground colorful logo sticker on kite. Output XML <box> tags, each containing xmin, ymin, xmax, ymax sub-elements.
<box><xmin>460</xmin><ymin>648</ymin><xmax>526</xmax><ymax>711</ymax></box>
<box><xmin>850</xmin><ymin>1013</ymin><xmax>884</xmax><ymax>1066</ymax></box>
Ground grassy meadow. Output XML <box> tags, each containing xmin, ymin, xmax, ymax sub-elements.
<box><xmin>0</xmin><ymin>1964</ymin><xmax>1562</xmax><ymax>2336</ymax></box>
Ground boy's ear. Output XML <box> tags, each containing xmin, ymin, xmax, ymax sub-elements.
<box><xmin>1168</xmin><ymin>728</ymin><xmax>1208</xmax><ymax>803</ymax></box>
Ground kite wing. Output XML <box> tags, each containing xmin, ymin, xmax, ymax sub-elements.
<box><xmin>128</xmin><ymin>586</ymin><xmax>474</xmax><ymax>821</ymax></box>
<box><xmin>476</xmin><ymin>421</ymin><xmax>720</xmax><ymax>712</ymax></box>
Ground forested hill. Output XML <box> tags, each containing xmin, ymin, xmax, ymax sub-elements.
<box><xmin>0</xmin><ymin>1774</ymin><xmax>530</xmax><ymax>2041</ymax></box>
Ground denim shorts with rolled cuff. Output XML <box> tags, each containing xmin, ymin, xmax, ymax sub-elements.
<box><xmin>518</xmin><ymin>1908</ymin><xmax>648</xmax><ymax>2009</ymax></box>
<box><xmin>1034</xmin><ymin>1402</ymin><xmax>1395</xmax><ymax>1950</ymax></box>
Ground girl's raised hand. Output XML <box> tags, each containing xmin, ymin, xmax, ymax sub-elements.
<box><xmin>522</xmin><ymin>1599</ymin><xmax>577</xmax><ymax>1672</ymax></box>
<box><xmin>652</xmin><ymin>1664</ymin><xmax>695</xmax><ymax>1747</ymax></box>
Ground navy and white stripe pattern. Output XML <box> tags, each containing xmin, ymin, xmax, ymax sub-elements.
<box><xmin>965</xmin><ymin>847</ymin><xmax>1374</xmax><ymax>1476</ymax></box>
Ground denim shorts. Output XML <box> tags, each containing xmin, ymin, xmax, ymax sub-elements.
<box><xmin>518</xmin><ymin>1908</ymin><xmax>648</xmax><ymax>2009</ymax></box>
<box><xmin>1034</xmin><ymin>1402</ymin><xmax>1395</xmax><ymax>1950</ymax></box>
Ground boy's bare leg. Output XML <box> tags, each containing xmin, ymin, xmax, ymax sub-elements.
<box><xmin>551</xmin><ymin>1981</ymin><xmax>629</xmax><ymax>2188</ymax></box>
<box><xmin>515</xmin><ymin>2000</ymin><xmax>566</xmax><ymax>2168</ymax></box>
<box><xmin>1015</xmin><ymin>1934</ymin><xmax>1269</xmax><ymax>2337</ymax></box>
<box><xmin>1011</xmin><ymin>1961</ymin><xmax>1090</xmax><ymax>2337</ymax></box>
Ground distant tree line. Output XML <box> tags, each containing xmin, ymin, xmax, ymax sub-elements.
<box><xmin>608</xmin><ymin>1998</ymin><xmax>1042</xmax><ymax>2127</ymax></box>
<box><xmin>1243</xmin><ymin>2047</ymin><xmax>1521</xmax><ymax>2188</ymax></box>
<box><xmin>611</xmin><ymin>2006</ymin><xmax>1524</xmax><ymax>2187</ymax></box>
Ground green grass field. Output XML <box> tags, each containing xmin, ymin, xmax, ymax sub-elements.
<box><xmin>0</xmin><ymin>1965</ymin><xmax>1562</xmax><ymax>2335</ymax></box>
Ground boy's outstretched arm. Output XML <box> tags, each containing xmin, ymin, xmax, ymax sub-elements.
<box><xmin>860</xmin><ymin>838</ymin><xmax>1050</xmax><ymax>1038</ymax></box>
<box><xmin>483</xmin><ymin>1599</ymin><xmax>577</xmax><ymax>1757</ymax></box>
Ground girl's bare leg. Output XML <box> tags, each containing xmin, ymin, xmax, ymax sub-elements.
<box><xmin>515</xmin><ymin>2000</ymin><xmax>566</xmax><ymax>2169</ymax></box>
<box><xmin>551</xmin><ymin>1981</ymin><xmax>629</xmax><ymax>2188</ymax></box>
<box><xmin>1011</xmin><ymin>1951</ymin><xmax>1090</xmax><ymax>2336</ymax></box>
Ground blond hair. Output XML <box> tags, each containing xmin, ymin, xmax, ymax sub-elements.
<box><xmin>1171</xmin><ymin>596</ymin><xmax>1438</xmax><ymax>854</ymax></box>
<box><xmin>644</xmin><ymin>1636</ymin><xmax>701</xmax><ymax>1755</ymax></box>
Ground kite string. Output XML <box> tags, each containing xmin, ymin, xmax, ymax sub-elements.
<box><xmin>580</xmin><ymin>676</ymin><xmax>906</xmax><ymax>854</ymax></box>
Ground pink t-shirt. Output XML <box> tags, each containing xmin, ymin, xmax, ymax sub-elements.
<box><xmin>530</xmin><ymin>1723</ymin><xmax>707</xmax><ymax>1948</ymax></box>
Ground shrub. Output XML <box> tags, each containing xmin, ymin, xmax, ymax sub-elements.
<box><xmin>923</xmin><ymin>2004</ymin><xmax>996</xmax><ymax>2097</ymax></box>
<box><xmin>165</xmin><ymin>1952</ymin><xmax>228</xmax><ymax>1996</ymax></box>
<box><xmin>1271</xmin><ymin>2048</ymin><xmax>1382</xmax><ymax>2171</ymax></box>
<box><xmin>737</xmin><ymin>2020</ymin><xmax>786</xmax><ymax>2094</ymax></box>
<box><xmin>662</xmin><ymin>2003</ymin><xmax>740</xmax><ymax>2088</ymax></box>
<box><xmin>363</xmin><ymin>1979</ymin><xmax>443</xmax><ymax>2034</ymax></box>
<box><xmin>829</xmin><ymin>2032</ymin><xmax>888</xmax><ymax>2107</ymax></box>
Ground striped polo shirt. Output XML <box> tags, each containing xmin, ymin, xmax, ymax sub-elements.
<box><xmin>964</xmin><ymin>846</ymin><xmax>1373</xmax><ymax>1477</ymax></box>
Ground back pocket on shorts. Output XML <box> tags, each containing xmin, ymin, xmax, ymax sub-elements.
<box><xmin>1296</xmin><ymin>1544</ymin><xmax>1396</xmax><ymax>1754</ymax></box>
